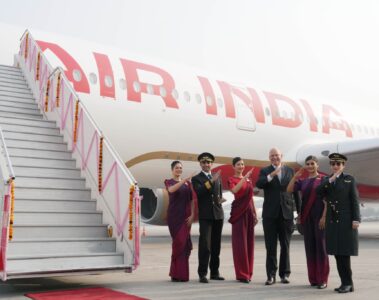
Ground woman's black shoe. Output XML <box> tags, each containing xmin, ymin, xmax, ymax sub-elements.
<box><xmin>238</xmin><ymin>279</ymin><xmax>250</xmax><ymax>283</ymax></box>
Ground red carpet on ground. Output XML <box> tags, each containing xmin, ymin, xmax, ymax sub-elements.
<box><xmin>25</xmin><ymin>287</ymin><xmax>148</xmax><ymax>300</ymax></box>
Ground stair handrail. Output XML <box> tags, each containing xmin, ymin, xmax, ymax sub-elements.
<box><xmin>47</xmin><ymin>67</ymin><xmax>135</xmax><ymax>183</ymax></box>
<box><xmin>17</xmin><ymin>29</ymin><xmax>140</xmax><ymax>271</ymax></box>
<box><xmin>0</xmin><ymin>128</ymin><xmax>15</xmax><ymax>181</ymax></box>
<box><xmin>0</xmin><ymin>127</ymin><xmax>15</xmax><ymax>281</ymax></box>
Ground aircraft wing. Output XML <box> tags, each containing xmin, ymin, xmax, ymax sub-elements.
<box><xmin>296</xmin><ymin>137</ymin><xmax>379</xmax><ymax>194</ymax></box>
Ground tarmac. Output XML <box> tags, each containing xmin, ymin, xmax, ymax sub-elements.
<box><xmin>0</xmin><ymin>222</ymin><xmax>378</xmax><ymax>300</ymax></box>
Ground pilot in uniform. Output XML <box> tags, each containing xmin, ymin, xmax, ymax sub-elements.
<box><xmin>191</xmin><ymin>152</ymin><xmax>224</xmax><ymax>283</ymax></box>
<box><xmin>317</xmin><ymin>153</ymin><xmax>361</xmax><ymax>293</ymax></box>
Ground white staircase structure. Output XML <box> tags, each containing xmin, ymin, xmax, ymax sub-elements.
<box><xmin>0</xmin><ymin>31</ymin><xmax>140</xmax><ymax>280</ymax></box>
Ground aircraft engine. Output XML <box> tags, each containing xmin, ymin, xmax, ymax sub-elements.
<box><xmin>140</xmin><ymin>188</ymin><xmax>169</xmax><ymax>225</ymax></box>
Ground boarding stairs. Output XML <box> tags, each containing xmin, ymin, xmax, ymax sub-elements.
<box><xmin>0</xmin><ymin>31</ymin><xmax>140</xmax><ymax>280</ymax></box>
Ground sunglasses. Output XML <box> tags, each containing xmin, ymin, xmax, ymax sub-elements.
<box><xmin>306</xmin><ymin>162</ymin><xmax>316</xmax><ymax>166</ymax></box>
<box><xmin>330</xmin><ymin>161</ymin><xmax>344</xmax><ymax>166</ymax></box>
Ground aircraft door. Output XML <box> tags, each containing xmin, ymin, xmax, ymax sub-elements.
<box><xmin>235</xmin><ymin>100</ymin><xmax>257</xmax><ymax>132</ymax></box>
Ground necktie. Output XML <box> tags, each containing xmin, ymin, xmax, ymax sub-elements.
<box><xmin>207</xmin><ymin>174</ymin><xmax>212</xmax><ymax>180</ymax></box>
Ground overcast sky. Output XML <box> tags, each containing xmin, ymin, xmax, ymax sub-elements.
<box><xmin>1</xmin><ymin>0</ymin><xmax>379</xmax><ymax>110</ymax></box>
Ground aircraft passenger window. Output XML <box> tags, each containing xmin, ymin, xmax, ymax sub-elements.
<box><xmin>350</xmin><ymin>123</ymin><xmax>355</xmax><ymax>131</ymax></box>
<box><xmin>371</xmin><ymin>127</ymin><xmax>375</xmax><ymax>135</ymax></box>
<box><xmin>133</xmin><ymin>81</ymin><xmax>141</xmax><ymax>93</ymax></box>
<box><xmin>299</xmin><ymin>113</ymin><xmax>303</xmax><ymax>122</ymax></box>
<box><xmin>89</xmin><ymin>73</ymin><xmax>97</xmax><ymax>84</ymax></box>
<box><xmin>314</xmin><ymin>117</ymin><xmax>318</xmax><ymax>125</ymax></box>
<box><xmin>377</xmin><ymin>128</ymin><xmax>379</xmax><ymax>135</ymax></box>
<box><xmin>206</xmin><ymin>96</ymin><xmax>213</xmax><ymax>106</ymax></box>
<box><xmin>195</xmin><ymin>94</ymin><xmax>202</xmax><ymax>104</ymax></box>
<box><xmin>146</xmin><ymin>84</ymin><xmax>154</xmax><ymax>95</ymax></box>
<box><xmin>282</xmin><ymin>111</ymin><xmax>288</xmax><ymax>119</ymax></box>
<box><xmin>73</xmin><ymin>69</ymin><xmax>82</xmax><ymax>82</ymax></box>
<box><xmin>357</xmin><ymin>125</ymin><xmax>361</xmax><ymax>132</ymax></box>
<box><xmin>265</xmin><ymin>107</ymin><xmax>270</xmax><ymax>116</ymax></box>
<box><xmin>217</xmin><ymin>97</ymin><xmax>224</xmax><ymax>108</ymax></box>
<box><xmin>184</xmin><ymin>91</ymin><xmax>190</xmax><ymax>102</ymax></box>
<box><xmin>364</xmin><ymin>126</ymin><xmax>368</xmax><ymax>134</ymax></box>
<box><xmin>171</xmin><ymin>89</ymin><xmax>179</xmax><ymax>100</ymax></box>
<box><xmin>104</xmin><ymin>76</ymin><xmax>113</xmax><ymax>88</ymax></box>
<box><xmin>160</xmin><ymin>86</ymin><xmax>167</xmax><ymax>97</ymax></box>
<box><xmin>119</xmin><ymin>79</ymin><xmax>126</xmax><ymax>90</ymax></box>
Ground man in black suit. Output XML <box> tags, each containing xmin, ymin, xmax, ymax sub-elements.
<box><xmin>192</xmin><ymin>152</ymin><xmax>224</xmax><ymax>283</ymax></box>
<box><xmin>255</xmin><ymin>147</ymin><xmax>297</xmax><ymax>285</ymax></box>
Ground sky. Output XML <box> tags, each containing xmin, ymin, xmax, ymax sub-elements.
<box><xmin>1</xmin><ymin>0</ymin><xmax>379</xmax><ymax>111</ymax></box>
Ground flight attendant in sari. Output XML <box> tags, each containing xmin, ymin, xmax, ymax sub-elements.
<box><xmin>164</xmin><ymin>161</ymin><xmax>195</xmax><ymax>282</ymax></box>
<box><xmin>228</xmin><ymin>157</ymin><xmax>258</xmax><ymax>283</ymax></box>
<box><xmin>287</xmin><ymin>155</ymin><xmax>329</xmax><ymax>289</ymax></box>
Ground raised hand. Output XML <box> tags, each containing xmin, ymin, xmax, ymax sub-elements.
<box><xmin>244</xmin><ymin>168</ymin><xmax>254</xmax><ymax>179</ymax></box>
<box><xmin>294</xmin><ymin>167</ymin><xmax>304</xmax><ymax>178</ymax></box>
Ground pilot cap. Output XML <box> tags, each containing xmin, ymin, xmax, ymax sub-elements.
<box><xmin>197</xmin><ymin>152</ymin><xmax>215</xmax><ymax>163</ymax></box>
<box><xmin>328</xmin><ymin>153</ymin><xmax>347</xmax><ymax>162</ymax></box>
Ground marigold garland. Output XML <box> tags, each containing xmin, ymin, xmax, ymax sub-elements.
<box><xmin>44</xmin><ymin>79</ymin><xmax>50</xmax><ymax>112</ymax></box>
<box><xmin>56</xmin><ymin>72</ymin><xmax>61</xmax><ymax>107</ymax></box>
<box><xmin>98</xmin><ymin>136</ymin><xmax>104</xmax><ymax>193</ymax></box>
<box><xmin>9</xmin><ymin>180</ymin><xmax>15</xmax><ymax>241</ymax></box>
<box><xmin>128</xmin><ymin>185</ymin><xmax>135</xmax><ymax>240</ymax></box>
<box><xmin>24</xmin><ymin>33</ymin><xmax>29</xmax><ymax>60</ymax></box>
<box><xmin>73</xmin><ymin>100</ymin><xmax>79</xmax><ymax>143</ymax></box>
<box><xmin>36</xmin><ymin>52</ymin><xmax>41</xmax><ymax>80</ymax></box>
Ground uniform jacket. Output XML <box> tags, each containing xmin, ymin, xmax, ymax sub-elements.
<box><xmin>317</xmin><ymin>173</ymin><xmax>361</xmax><ymax>256</ymax></box>
<box><xmin>255</xmin><ymin>165</ymin><xmax>298</xmax><ymax>220</ymax></box>
<box><xmin>192</xmin><ymin>172</ymin><xmax>224</xmax><ymax>220</ymax></box>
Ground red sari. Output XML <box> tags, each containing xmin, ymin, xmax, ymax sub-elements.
<box><xmin>165</xmin><ymin>179</ymin><xmax>193</xmax><ymax>281</ymax></box>
<box><xmin>228</xmin><ymin>176</ymin><xmax>255</xmax><ymax>281</ymax></box>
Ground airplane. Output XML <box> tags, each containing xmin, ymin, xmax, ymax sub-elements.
<box><xmin>1</xmin><ymin>23</ymin><xmax>378</xmax><ymax>226</ymax></box>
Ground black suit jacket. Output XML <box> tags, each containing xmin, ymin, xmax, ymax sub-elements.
<box><xmin>192</xmin><ymin>172</ymin><xmax>224</xmax><ymax>220</ymax></box>
<box><xmin>255</xmin><ymin>165</ymin><xmax>297</xmax><ymax>220</ymax></box>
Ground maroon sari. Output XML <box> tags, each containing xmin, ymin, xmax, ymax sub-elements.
<box><xmin>294</xmin><ymin>177</ymin><xmax>329</xmax><ymax>285</ymax></box>
<box><xmin>165</xmin><ymin>179</ymin><xmax>193</xmax><ymax>281</ymax></box>
<box><xmin>228</xmin><ymin>176</ymin><xmax>255</xmax><ymax>281</ymax></box>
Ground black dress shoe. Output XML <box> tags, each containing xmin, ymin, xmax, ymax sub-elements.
<box><xmin>280</xmin><ymin>276</ymin><xmax>290</xmax><ymax>284</ymax></box>
<box><xmin>334</xmin><ymin>286</ymin><xmax>342</xmax><ymax>292</ymax></box>
<box><xmin>317</xmin><ymin>283</ymin><xmax>327</xmax><ymax>289</ymax></box>
<box><xmin>338</xmin><ymin>285</ymin><xmax>354</xmax><ymax>293</ymax></box>
<box><xmin>311</xmin><ymin>283</ymin><xmax>318</xmax><ymax>287</ymax></box>
<box><xmin>265</xmin><ymin>277</ymin><xmax>276</xmax><ymax>285</ymax></box>
<box><xmin>238</xmin><ymin>279</ymin><xmax>250</xmax><ymax>283</ymax></box>
<box><xmin>210</xmin><ymin>275</ymin><xmax>225</xmax><ymax>280</ymax></box>
<box><xmin>199</xmin><ymin>277</ymin><xmax>209</xmax><ymax>283</ymax></box>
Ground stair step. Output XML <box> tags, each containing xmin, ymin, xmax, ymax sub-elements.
<box><xmin>6</xmin><ymin>253</ymin><xmax>124</xmax><ymax>275</ymax></box>
<box><xmin>0</xmin><ymin>93</ymin><xmax>35</xmax><ymax>104</ymax></box>
<box><xmin>5</xmin><ymin>138</ymin><xmax>67</xmax><ymax>151</ymax></box>
<box><xmin>0</xmin><ymin>90</ymin><xmax>34</xmax><ymax>100</ymax></box>
<box><xmin>0</xmin><ymin>80</ymin><xmax>28</xmax><ymax>90</ymax></box>
<box><xmin>10</xmin><ymin>156</ymin><xmax>76</xmax><ymax>168</ymax></box>
<box><xmin>0</xmin><ymin>115</ymin><xmax>55</xmax><ymax>128</ymax></box>
<box><xmin>16</xmin><ymin>176</ymin><xmax>86</xmax><ymax>189</ymax></box>
<box><xmin>16</xmin><ymin>187</ymin><xmax>91</xmax><ymax>200</ymax></box>
<box><xmin>0</xmin><ymin>77</ymin><xmax>28</xmax><ymax>87</ymax></box>
<box><xmin>13</xmin><ymin>165</ymin><xmax>80</xmax><ymax>178</ymax></box>
<box><xmin>4</xmin><ymin>130</ymin><xmax>64</xmax><ymax>143</ymax></box>
<box><xmin>0</xmin><ymin>103</ymin><xmax>39</xmax><ymax>114</ymax></box>
<box><xmin>0</xmin><ymin>99</ymin><xmax>38</xmax><ymax>109</ymax></box>
<box><xmin>0</xmin><ymin>123</ymin><xmax>60</xmax><ymax>136</ymax></box>
<box><xmin>0</xmin><ymin>85</ymin><xmax>33</xmax><ymax>96</ymax></box>
<box><xmin>0</xmin><ymin>64</ymin><xmax>21</xmax><ymax>72</ymax></box>
<box><xmin>0</xmin><ymin>110</ymin><xmax>43</xmax><ymax>120</ymax></box>
<box><xmin>0</xmin><ymin>74</ymin><xmax>26</xmax><ymax>84</ymax></box>
<box><xmin>14</xmin><ymin>211</ymin><xmax>102</xmax><ymax>225</ymax></box>
<box><xmin>9</xmin><ymin>238</ymin><xmax>116</xmax><ymax>255</ymax></box>
<box><xmin>0</xmin><ymin>70</ymin><xmax>24</xmax><ymax>80</ymax></box>
<box><xmin>15</xmin><ymin>198</ymin><xmax>96</xmax><ymax>212</ymax></box>
<box><xmin>8</xmin><ymin>147</ymin><xmax>72</xmax><ymax>160</ymax></box>
<box><xmin>13</xmin><ymin>224</ymin><xmax>108</xmax><ymax>239</ymax></box>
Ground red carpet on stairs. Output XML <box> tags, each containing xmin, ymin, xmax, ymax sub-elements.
<box><xmin>25</xmin><ymin>287</ymin><xmax>148</xmax><ymax>300</ymax></box>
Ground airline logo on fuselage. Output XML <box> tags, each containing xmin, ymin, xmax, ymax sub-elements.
<box><xmin>34</xmin><ymin>40</ymin><xmax>352</xmax><ymax>138</ymax></box>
